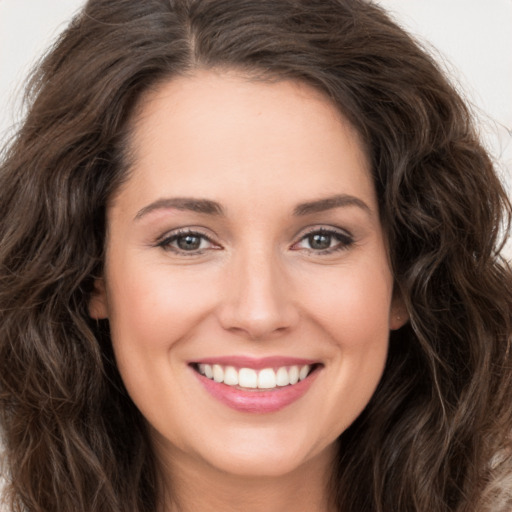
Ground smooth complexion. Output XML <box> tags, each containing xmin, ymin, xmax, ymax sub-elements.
<box><xmin>89</xmin><ymin>70</ymin><xmax>407</xmax><ymax>512</ymax></box>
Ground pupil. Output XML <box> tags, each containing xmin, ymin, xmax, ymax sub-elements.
<box><xmin>309</xmin><ymin>233</ymin><xmax>331</xmax><ymax>250</ymax></box>
<box><xmin>178</xmin><ymin>235</ymin><xmax>201</xmax><ymax>250</ymax></box>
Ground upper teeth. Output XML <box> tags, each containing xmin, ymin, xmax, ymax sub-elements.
<box><xmin>197</xmin><ymin>364</ymin><xmax>312</xmax><ymax>389</ymax></box>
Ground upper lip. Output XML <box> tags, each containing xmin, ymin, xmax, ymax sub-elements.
<box><xmin>190</xmin><ymin>355</ymin><xmax>320</xmax><ymax>370</ymax></box>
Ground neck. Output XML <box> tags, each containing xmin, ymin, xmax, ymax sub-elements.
<box><xmin>156</xmin><ymin>445</ymin><xmax>336</xmax><ymax>512</ymax></box>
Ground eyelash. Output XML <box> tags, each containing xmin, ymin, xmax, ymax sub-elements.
<box><xmin>290</xmin><ymin>227</ymin><xmax>354</xmax><ymax>254</ymax></box>
<box><xmin>156</xmin><ymin>227</ymin><xmax>354</xmax><ymax>255</ymax></box>
<box><xmin>156</xmin><ymin>228</ymin><xmax>218</xmax><ymax>255</ymax></box>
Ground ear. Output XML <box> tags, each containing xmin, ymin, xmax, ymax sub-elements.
<box><xmin>389</xmin><ymin>289</ymin><xmax>409</xmax><ymax>331</ymax></box>
<box><xmin>88</xmin><ymin>277</ymin><xmax>109</xmax><ymax>319</ymax></box>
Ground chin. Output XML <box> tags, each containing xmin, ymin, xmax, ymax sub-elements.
<box><xmin>188</xmin><ymin>426</ymin><xmax>332</xmax><ymax>479</ymax></box>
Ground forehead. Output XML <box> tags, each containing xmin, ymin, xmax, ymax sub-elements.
<box><xmin>113</xmin><ymin>70</ymin><xmax>375</xmax><ymax>215</ymax></box>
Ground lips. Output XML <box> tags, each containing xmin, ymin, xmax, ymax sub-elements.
<box><xmin>190</xmin><ymin>356</ymin><xmax>321</xmax><ymax>413</ymax></box>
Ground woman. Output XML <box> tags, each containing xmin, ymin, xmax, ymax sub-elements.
<box><xmin>1</xmin><ymin>0</ymin><xmax>511</xmax><ymax>510</ymax></box>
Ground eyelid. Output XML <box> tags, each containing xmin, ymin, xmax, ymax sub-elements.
<box><xmin>295</xmin><ymin>225</ymin><xmax>354</xmax><ymax>241</ymax></box>
<box><xmin>290</xmin><ymin>225</ymin><xmax>355</xmax><ymax>253</ymax></box>
<box><xmin>155</xmin><ymin>226</ymin><xmax>208</xmax><ymax>243</ymax></box>
<box><xmin>155</xmin><ymin>227</ymin><xmax>221</xmax><ymax>254</ymax></box>
<box><xmin>299</xmin><ymin>224</ymin><xmax>352</xmax><ymax>237</ymax></box>
<box><xmin>153</xmin><ymin>224</ymin><xmax>354</xmax><ymax>255</ymax></box>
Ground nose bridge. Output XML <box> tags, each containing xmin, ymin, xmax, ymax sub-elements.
<box><xmin>217</xmin><ymin>242</ymin><xmax>298</xmax><ymax>338</ymax></box>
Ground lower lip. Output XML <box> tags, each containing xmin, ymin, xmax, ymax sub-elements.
<box><xmin>193</xmin><ymin>367</ymin><xmax>320</xmax><ymax>413</ymax></box>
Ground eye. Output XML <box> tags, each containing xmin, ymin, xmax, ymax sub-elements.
<box><xmin>292</xmin><ymin>228</ymin><xmax>354</xmax><ymax>254</ymax></box>
<box><xmin>157</xmin><ymin>229</ymin><xmax>219</xmax><ymax>254</ymax></box>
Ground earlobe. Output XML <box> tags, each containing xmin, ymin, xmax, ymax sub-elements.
<box><xmin>389</xmin><ymin>291</ymin><xmax>409</xmax><ymax>331</ymax></box>
<box><xmin>88</xmin><ymin>278</ymin><xmax>109</xmax><ymax>319</ymax></box>
<box><xmin>389</xmin><ymin>309</ymin><xmax>409</xmax><ymax>330</ymax></box>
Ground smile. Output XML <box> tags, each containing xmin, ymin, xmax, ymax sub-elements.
<box><xmin>196</xmin><ymin>363</ymin><xmax>313</xmax><ymax>389</ymax></box>
<box><xmin>190</xmin><ymin>357</ymin><xmax>322</xmax><ymax>413</ymax></box>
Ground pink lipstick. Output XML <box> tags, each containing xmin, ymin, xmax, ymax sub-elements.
<box><xmin>190</xmin><ymin>356</ymin><xmax>321</xmax><ymax>413</ymax></box>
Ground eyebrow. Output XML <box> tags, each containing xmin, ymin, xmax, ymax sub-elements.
<box><xmin>134</xmin><ymin>197</ymin><xmax>224</xmax><ymax>220</ymax></box>
<box><xmin>134</xmin><ymin>193</ymin><xmax>371</xmax><ymax>221</ymax></box>
<box><xmin>293</xmin><ymin>194</ymin><xmax>371</xmax><ymax>216</ymax></box>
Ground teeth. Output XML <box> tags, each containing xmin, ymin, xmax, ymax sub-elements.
<box><xmin>258</xmin><ymin>368</ymin><xmax>276</xmax><ymax>389</ymax></box>
<box><xmin>199</xmin><ymin>363</ymin><xmax>213</xmax><ymax>379</ymax></box>
<box><xmin>223</xmin><ymin>366</ymin><xmax>238</xmax><ymax>386</ymax></box>
<box><xmin>276</xmin><ymin>367</ymin><xmax>290</xmax><ymax>386</ymax></box>
<box><xmin>299</xmin><ymin>365</ymin><xmax>309</xmax><ymax>381</ymax></box>
<box><xmin>212</xmin><ymin>364</ymin><xmax>224</xmax><ymax>383</ymax></box>
<box><xmin>289</xmin><ymin>366</ymin><xmax>299</xmax><ymax>385</ymax></box>
<box><xmin>239</xmin><ymin>368</ymin><xmax>258</xmax><ymax>388</ymax></box>
<box><xmin>197</xmin><ymin>363</ymin><xmax>313</xmax><ymax>389</ymax></box>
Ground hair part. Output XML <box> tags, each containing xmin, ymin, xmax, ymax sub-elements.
<box><xmin>1</xmin><ymin>1</ymin><xmax>512</xmax><ymax>510</ymax></box>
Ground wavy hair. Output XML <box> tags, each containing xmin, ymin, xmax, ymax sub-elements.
<box><xmin>1</xmin><ymin>0</ymin><xmax>511</xmax><ymax>510</ymax></box>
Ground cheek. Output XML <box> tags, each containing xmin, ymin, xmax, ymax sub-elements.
<box><xmin>299</xmin><ymin>259</ymin><xmax>393</xmax><ymax>348</ymax></box>
<box><xmin>294</xmin><ymin>258</ymin><xmax>392</xmax><ymax>432</ymax></box>
<box><xmin>106</xmin><ymin>262</ymin><xmax>218</xmax><ymax>352</ymax></box>
<box><xmin>104</xmin><ymin>262</ymin><xmax>221</xmax><ymax>427</ymax></box>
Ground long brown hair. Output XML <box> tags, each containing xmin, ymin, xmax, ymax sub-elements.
<box><xmin>1</xmin><ymin>1</ymin><xmax>511</xmax><ymax>510</ymax></box>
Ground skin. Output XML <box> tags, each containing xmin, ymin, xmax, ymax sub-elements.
<box><xmin>90</xmin><ymin>70</ymin><xmax>407</xmax><ymax>512</ymax></box>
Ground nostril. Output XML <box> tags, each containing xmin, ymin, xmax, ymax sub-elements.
<box><xmin>217</xmin><ymin>301</ymin><xmax>300</xmax><ymax>340</ymax></box>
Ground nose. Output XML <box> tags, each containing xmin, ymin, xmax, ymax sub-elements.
<box><xmin>216</xmin><ymin>247</ymin><xmax>300</xmax><ymax>340</ymax></box>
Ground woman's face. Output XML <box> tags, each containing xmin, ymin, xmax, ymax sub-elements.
<box><xmin>90</xmin><ymin>71</ymin><xmax>405</xmax><ymax>478</ymax></box>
